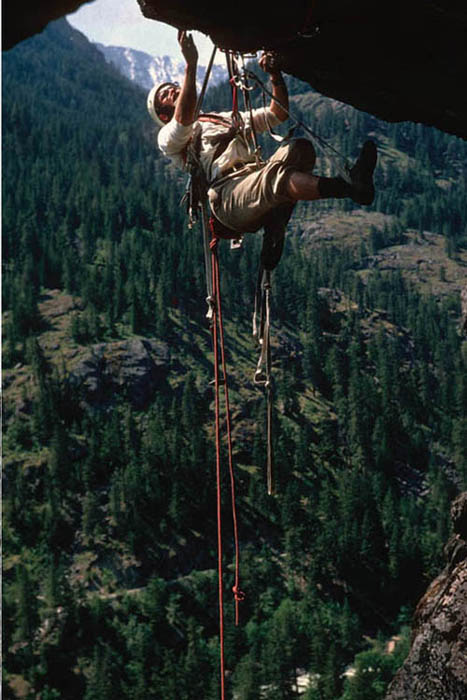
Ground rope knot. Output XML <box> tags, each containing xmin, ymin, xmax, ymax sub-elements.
<box><xmin>232</xmin><ymin>585</ymin><xmax>246</xmax><ymax>602</ymax></box>
<box><xmin>210</xmin><ymin>237</ymin><xmax>218</xmax><ymax>250</ymax></box>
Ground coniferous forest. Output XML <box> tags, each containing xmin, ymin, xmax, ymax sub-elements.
<box><xmin>3</xmin><ymin>18</ymin><xmax>467</xmax><ymax>700</ymax></box>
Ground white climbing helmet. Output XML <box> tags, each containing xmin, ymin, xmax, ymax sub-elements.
<box><xmin>147</xmin><ymin>82</ymin><xmax>176</xmax><ymax>127</ymax></box>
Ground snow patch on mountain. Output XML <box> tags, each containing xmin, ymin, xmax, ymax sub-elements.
<box><xmin>95</xmin><ymin>43</ymin><xmax>227</xmax><ymax>92</ymax></box>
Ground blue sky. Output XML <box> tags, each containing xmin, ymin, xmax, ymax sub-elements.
<box><xmin>67</xmin><ymin>0</ymin><xmax>219</xmax><ymax>64</ymax></box>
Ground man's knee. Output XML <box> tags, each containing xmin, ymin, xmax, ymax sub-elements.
<box><xmin>292</xmin><ymin>138</ymin><xmax>316</xmax><ymax>170</ymax></box>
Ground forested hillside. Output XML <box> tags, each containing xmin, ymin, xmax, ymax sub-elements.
<box><xmin>3</xmin><ymin>18</ymin><xmax>467</xmax><ymax>700</ymax></box>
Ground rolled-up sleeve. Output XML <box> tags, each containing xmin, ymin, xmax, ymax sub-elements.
<box><xmin>157</xmin><ymin>119</ymin><xmax>194</xmax><ymax>167</ymax></box>
<box><xmin>251</xmin><ymin>107</ymin><xmax>282</xmax><ymax>134</ymax></box>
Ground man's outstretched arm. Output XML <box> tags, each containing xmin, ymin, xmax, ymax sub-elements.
<box><xmin>259</xmin><ymin>52</ymin><xmax>289</xmax><ymax>123</ymax></box>
<box><xmin>174</xmin><ymin>31</ymin><xmax>199</xmax><ymax>126</ymax></box>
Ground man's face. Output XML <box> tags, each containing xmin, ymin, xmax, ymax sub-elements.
<box><xmin>156</xmin><ymin>83</ymin><xmax>180</xmax><ymax>111</ymax></box>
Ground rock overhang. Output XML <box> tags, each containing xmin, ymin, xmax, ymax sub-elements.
<box><xmin>2</xmin><ymin>0</ymin><xmax>467</xmax><ymax>140</ymax></box>
<box><xmin>136</xmin><ymin>0</ymin><xmax>467</xmax><ymax>139</ymax></box>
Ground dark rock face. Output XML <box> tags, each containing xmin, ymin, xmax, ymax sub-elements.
<box><xmin>69</xmin><ymin>338</ymin><xmax>171</xmax><ymax>408</ymax></box>
<box><xmin>2</xmin><ymin>0</ymin><xmax>86</xmax><ymax>49</ymax></box>
<box><xmin>137</xmin><ymin>0</ymin><xmax>467</xmax><ymax>139</ymax></box>
<box><xmin>385</xmin><ymin>492</ymin><xmax>467</xmax><ymax>700</ymax></box>
<box><xmin>3</xmin><ymin>1</ymin><xmax>467</xmax><ymax>139</ymax></box>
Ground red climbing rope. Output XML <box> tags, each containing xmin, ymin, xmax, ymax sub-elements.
<box><xmin>210</xmin><ymin>236</ymin><xmax>226</xmax><ymax>699</ymax></box>
<box><xmin>209</xmin><ymin>229</ymin><xmax>245</xmax><ymax>699</ymax></box>
<box><xmin>213</xmin><ymin>238</ymin><xmax>244</xmax><ymax>624</ymax></box>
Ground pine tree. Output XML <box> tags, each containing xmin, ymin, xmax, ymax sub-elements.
<box><xmin>15</xmin><ymin>562</ymin><xmax>38</xmax><ymax>644</ymax></box>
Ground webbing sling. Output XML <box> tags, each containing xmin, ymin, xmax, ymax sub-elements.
<box><xmin>253</xmin><ymin>266</ymin><xmax>275</xmax><ymax>495</ymax></box>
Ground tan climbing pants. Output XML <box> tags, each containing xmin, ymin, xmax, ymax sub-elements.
<box><xmin>208</xmin><ymin>138</ymin><xmax>316</xmax><ymax>233</ymax></box>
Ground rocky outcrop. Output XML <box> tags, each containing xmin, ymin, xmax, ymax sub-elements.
<box><xmin>69</xmin><ymin>338</ymin><xmax>171</xmax><ymax>408</ymax></box>
<box><xmin>3</xmin><ymin>1</ymin><xmax>467</xmax><ymax>140</ymax></box>
<box><xmin>2</xmin><ymin>0</ymin><xmax>86</xmax><ymax>49</ymax></box>
<box><xmin>385</xmin><ymin>492</ymin><xmax>467</xmax><ymax>700</ymax></box>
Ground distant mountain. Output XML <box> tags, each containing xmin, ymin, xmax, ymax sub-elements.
<box><xmin>95</xmin><ymin>43</ymin><xmax>228</xmax><ymax>92</ymax></box>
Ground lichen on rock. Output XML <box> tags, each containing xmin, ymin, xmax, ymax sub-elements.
<box><xmin>385</xmin><ymin>492</ymin><xmax>467</xmax><ymax>699</ymax></box>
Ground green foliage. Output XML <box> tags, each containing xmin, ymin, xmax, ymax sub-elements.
<box><xmin>339</xmin><ymin>628</ymin><xmax>411</xmax><ymax>700</ymax></box>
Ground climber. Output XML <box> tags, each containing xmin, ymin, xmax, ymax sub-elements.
<box><xmin>147</xmin><ymin>30</ymin><xmax>377</xmax><ymax>237</ymax></box>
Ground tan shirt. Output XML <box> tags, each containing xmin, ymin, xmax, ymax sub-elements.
<box><xmin>157</xmin><ymin>107</ymin><xmax>281</xmax><ymax>183</ymax></box>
